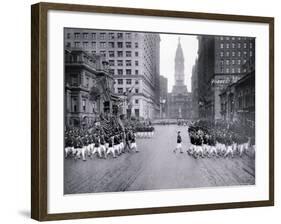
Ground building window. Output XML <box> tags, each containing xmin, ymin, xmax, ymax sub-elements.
<box><xmin>135</xmin><ymin>61</ymin><xmax>139</xmax><ymax>66</ymax></box>
<box><xmin>82</xmin><ymin>99</ymin><xmax>86</xmax><ymax>112</ymax></box>
<box><xmin>92</xmin><ymin>33</ymin><xmax>96</xmax><ymax>39</ymax></box>
<box><xmin>238</xmin><ymin>43</ymin><xmax>241</xmax><ymax>48</ymax></box>
<box><xmin>126</xmin><ymin>79</ymin><xmax>132</xmax><ymax>84</ymax></box>
<box><xmin>117</xmin><ymin>69</ymin><xmax>123</xmax><ymax>75</ymax></box>
<box><xmin>85</xmin><ymin>77</ymin><xmax>89</xmax><ymax>88</ymax></box>
<box><xmin>125</xmin><ymin>33</ymin><xmax>131</xmax><ymax>39</ymax></box>
<box><xmin>220</xmin><ymin>37</ymin><xmax>224</xmax><ymax>40</ymax></box>
<box><xmin>100</xmin><ymin>42</ymin><xmax>106</xmax><ymax>48</ymax></box>
<box><xmin>74</xmin><ymin>42</ymin><xmax>80</xmax><ymax>47</ymax></box>
<box><xmin>66</xmin><ymin>33</ymin><xmax>71</xmax><ymax>39</ymax></box>
<box><xmin>117</xmin><ymin>42</ymin><xmax>123</xmax><ymax>48</ymax></box>
<box><xmin>126</xmin><ymin>42</ymin><xmax>132</xmax><ymax>48</ymax></box>
<box><xmin>232</xmin><ymin>51</ymin><xmax>235</xmax><ymax>57</ymax></box>
<box><xmin>135</xmin><ymin>109</ymin><xmax>140</xmax><ymax>118</ymax></box>
<box><xmin>100</xmin><ymin>33</ymin><xmax>106</xmax><ymax>40</ymax></box>
<box><xmin>117</xmin><ymin>51</ymin><xmax>123</xmax><ymax>57</ymax></box>
<box><xmin>244</xmin><ymin>43</ymin><xmax>247</xmax><ymax>48</ymax></box>
<box><xmin>117</xmin><ymin>88</ymin><xmax>123</xmax><ymax>94</ymax></box>
<box><xmin>109</xmin><ymin>42</ymin><xmax>115</xmax><ymax>48</ymax></box>
<box><xmin>83</xmin><ymin>33</ymin><xmax>88</xmax><ymax>39</ymax></box>
<box><xmin>126</xmin><ymin>60</ymin><xmax>132</xmax><ymax>66</ymax></box>
<box><xmin>126</xmin><ymin>51</ymin><xmax>132</xmax><ymax>57</ymax></box>
<box><xmin>70</xmin><ymin>74</ymin><xmax>78</xmax><ymax>86</ymax></box>
<box><xmin>238</xmin><ymin>51</ymin><xmax>241</xmax><ymax>57</ymax></box>
<box><xmin>135</xmin><ymin>42</ymin><xmax>139</xmax><ymax>48</ymax></box>
<box><xmin>91</xmin><ymin>42</ymin><xmax>96</xmax><ymax>48</ymax></box>
<box><xmin>72</xmin><ymin>98</ymin><xmax>77</xmax><ymax>112</ymax></box>
<box><xmin>135</xmin><ymin>88</ymin><xmax>139</xmax><ymax>93</ymax></box>
<box><xmin>126</xmin><ymin>69</ymin><xmax>131</xmax><ymax>75</ymax></box>
<box><xmin>237</xmin><ymin>59</ymin><xmax>241</xmax><ymax>65</ymax></box>
<box><xmin>250</xmin><ymin>42</ymin><xmax>253</xmax><ymax>48</ymax></box>
<box><xmin>109</xmin><ymin>51</ymin><xmax>115</xmax><ymax>57</ymax></box>
<box><xmin>243</xmin><ymin>51</ymin><xmax>247</xmax><ymax>56</ymax></box>
<box><xmin>220</xmin><ymin>43</ymin><xmax>224</xmax><ymax>49</ymax></box>
<box><xmin>117</xmin><ymin>60</ymin><xmax>123</xmax><ymax>66</ymax></box>
<box><xmin>83</xmin><ymin>42</ymin><xmax>88</xmax><ymax>48</ymax></box>
<box><xmin>74</xmin><ymin>33</ymin><xmax>80</xmax><ymax>39</ymax></box>
<box><xmin>250</xmin><ymin>51</ymin><xmax>253</xmax><ymax>57</ymax></box>
<box><xmin>117</xmin><ymin>79</ymin><xmax>123</xmax><ymax>84</ymax></box>
<box><xmin>135</xmin><ymin>51</ymin><xmax>139</xmax><ymax>57</ymax></box>
<box><xmin>238</xmin><ymin>68</ymin><xmax>241</xmax><ymax>73</ymax></box>
<box><xmin>226</xmin><ymin>60</ymin><xmax>230</xmax><ymax>65</ymax></box>
<box><xmin>243</xmin><ymin>59</ymin><xmax>247</xmax><ymax>64</ymax></box>
<box><xmin>135</xmin><ymin>99</ymin><xmax>139</xmax><ymax>104</ymax></box>
<box><xmin>220</xmin><ymin>51</ymin><xmax>224</xmax><ymax>57</ymax></box>
<box><xmin>231</xmin><ymin>68</ymin><xmax>235</xmax><ymax>73</ymax></box>
<box><xmin>226</xmin><ymin>43</ymin><xmax>229</xmax><ymax>49</ymax></box>
<box><xmin>232</xmin><ymin>60</ymin><xmax>235</xmax><ymax>65</ymax></box>
<box><xmin>109</xmin><ymin>60</ymin><xmax>115</xmax><ymax>66</ymax></box>
<box><xmin>109</xmin><ymin>69</ymin><xmax>114</xmax><ymax>75</ymax></box>
<box><xmin>100</xmin><ymin>51</ymin><xmax>106</xmax><ymax>57</ymax></box>
<box><xmin>117</xmin><ymin>33</ymin><xmax>123</xmax><ymax>39</ymax></box>
<box><xmin>232</xmin><ymin>43</ymin><xmax>235</xmax><ymax>48</ymax></box>
<box><xmin>226</xmin><ymin>68</ymin><xmax>229</xmax><ymax>73</ymax></box>
<box><xmin>135</xmin><ymin>70</ymin><xmax>139</xmax><ymax>75</ymax></box>
<box><xmin>109</xmin><ymin>33</ymin><xmax>115</xmax><ymax>39</ymax></box>
<box><xmin>226</xmin><ymin>51</ymin><xmax>230</xmax><ymax>57</ymax></box>
<box><xmin>66</xmin><ymin>42</ymin><xmax>71</xmax><ymax>47</ymax></box>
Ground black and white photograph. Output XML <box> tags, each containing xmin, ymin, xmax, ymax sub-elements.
<box><xmin>63</xmin><ymin>28</ymin><xmax>255</xmax><ymax>195</ymax></box>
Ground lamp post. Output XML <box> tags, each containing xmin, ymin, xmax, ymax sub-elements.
<box><xmin>160</xmin><ymin>97</ymin><xmax>166</xmax><ymax>119</ymax></box>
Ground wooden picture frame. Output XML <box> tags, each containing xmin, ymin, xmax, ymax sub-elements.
<box><xmin>31</xmin><ymin>2</ymin><xmax>274</xmax><ymax>221</ymax></box>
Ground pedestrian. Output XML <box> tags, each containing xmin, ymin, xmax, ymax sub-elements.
<box><xmin>173</xmin><ymin>131</ymin><xmax>183</xmax><ymax>153</ymax></box>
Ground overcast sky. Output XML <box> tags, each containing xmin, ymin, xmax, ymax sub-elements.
<box><xmin>160</xmin><ymin>34</ymin><xmax>198</xmax><ymax>93</ymax></box>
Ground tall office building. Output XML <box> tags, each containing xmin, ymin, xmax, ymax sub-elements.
<box><xmin>64</xmin><ymin>28</ymin><xmax>161</xmax><ymax>119</ymax></box>
<box><xmin>196</xmin><ymin>35</ymin><xmax>255</xmax><ymax>120</ymax></box>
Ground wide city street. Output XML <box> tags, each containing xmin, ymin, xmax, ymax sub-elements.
<box><xmin>64</xmin><ymin>125</ymin><xmax>255</xmax><ymax>194</ymax></box>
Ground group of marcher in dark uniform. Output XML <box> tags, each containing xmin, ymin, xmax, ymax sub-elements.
<box><xmin>174</xmin><ymin>120</ymin><xmax>255</xmax><ymax>159</ymax></box>
<box><xmin>64</xmin><ymin>119</ymin><xmax>138</xmax><ymax>161</ymax></box>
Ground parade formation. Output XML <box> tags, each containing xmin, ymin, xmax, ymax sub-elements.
<box><xmin>186</xmin><ymin>120</ymin><xmax>255</xmax><ymax>159</ymax></box>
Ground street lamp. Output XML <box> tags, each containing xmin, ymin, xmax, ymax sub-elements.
<box><xmin>160</xmin><ymin>97</ymin><xmax>166</xmax><ymax>119</ymax></box>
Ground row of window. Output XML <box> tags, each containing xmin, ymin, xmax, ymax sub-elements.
<box><xmin>109</xmin><ymin>69</ymin><xmax>139</xmax><ymax>75</ymax></box>
<box><xmin>219</xmin><ymin>50</ymin><xmax>254</xmax><ymax>57</ymax></box>
<box><xmin>219</xmin><ymin>42</ymin><xmax>253</xmax><ymax>49</ymax></box>
<box><xmin>116</xmin><ymin>79</ymin><xmax>139</xmax><ymax>85</ymax></box>
<box><xmin>220</xmin><ymin>59</ymin><xmax>248</xmax><ymax>66</ymax></box>
<box><xmin>109</xmin><ymin>60</ymin><xmax>139</xmax><ymax>66</ymax></box>
<box><xmin>218</xmin><ymin>36</ymin><xmax>251</xmax><ymax>41</ymax></box>
<box><xmin>67</xmin><ymin>32</ymin><xmax>137</xmax><ymax>40</ymax></box>
<box><xmin>219</xmin><ymin>67</ymin><xmax>247</xmax><ymax>74</ymax></box>
<box><xmin>67</xmin><ymin>41</ymin><xmax>139</xmax><ymax>49</ymax></box>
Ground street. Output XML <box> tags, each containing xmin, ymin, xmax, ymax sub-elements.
<box><xmin>64</xmin><ymin>125</ymin><xmax>255</xmax><ymax>194</ymax></box>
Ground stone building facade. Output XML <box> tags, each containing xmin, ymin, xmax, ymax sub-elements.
<box><xmin>195</xmin><ymin>35</ymin><xmax>255</xmax><ymax>120</ymax></box>
<box><xmin>64</xmin><ymin>48</ymin><xmax>120</xmax><ymax>127</ymax></box>
<box><xmin>64</xmin><ymin>28</ymin><xmax>161</xmax><ymax>119</ymax></box>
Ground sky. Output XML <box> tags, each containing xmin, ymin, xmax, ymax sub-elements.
<box><xmin>160</xmin><ymin>34</ymin><xmax>198</xmax><ymax>93</ymax></box>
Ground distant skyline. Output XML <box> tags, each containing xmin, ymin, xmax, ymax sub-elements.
<box><xmin>160</xmin><ymin>34</ymin><xmax>198</xmax><ymax>93</ymax></box>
